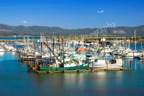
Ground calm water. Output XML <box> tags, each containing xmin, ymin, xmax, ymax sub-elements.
<box><xmin>0</xmin><ymin>36</ymin><xmax>40</xmax><ymax>40</ymax></box>
<box><xmin>0</xmin><ymin>45</ymin><xmax>144</xmax><ymax>96</ymax></box>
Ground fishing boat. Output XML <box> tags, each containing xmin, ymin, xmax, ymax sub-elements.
<box><xmin>28</xmin><ymin>53</ymin><xmax>90</xmax><ymax>71</ymax></box>
<box><xmin>21</xmin><ymin>52</ymin><xmax>36</xmax><ymax>61</ymax></box>
<box><xmin>39</xmin><ymin>61</ymin><xmax>90</xmax><ymax>71</ymax></box>
<box><xmin>89</xmin><ymin>56</ymin><xmax>123</xmax><ymax>68</ymax></box>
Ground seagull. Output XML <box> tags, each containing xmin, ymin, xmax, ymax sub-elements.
<box><xmin>97</xmin><ymin>10</ymin><xmax>104</xmax><ymax>13</ymax></box>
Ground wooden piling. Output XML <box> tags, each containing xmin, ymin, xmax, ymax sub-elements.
<box><xmin>130</xmin><ymin>60</ymin><xmax>132</xmax><ymax>69</ymax></box>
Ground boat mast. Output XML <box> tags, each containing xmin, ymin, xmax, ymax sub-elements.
<box><xmin>61</xmin><ymin>37</ymin><xmax>65</xmax><ymax>67</ymax></box>
<box><xmin>134</xmin><ymin>29</ymin><xmax>136</xmax><ymax>51</ymax></box>
<box><xmin>52</xmin><ymin>32</ymin><xmax>55</xmax><ymax>55</ymax></box>
<box><xmin>43</xmin><ymin>41</ymin><xmax>62</xmax><ymax>64</ymax></box>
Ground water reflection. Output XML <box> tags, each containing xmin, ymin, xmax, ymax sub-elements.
<box><xmin>122</xmin><ymin>57</ymin><xmax>144</xmax><ymax>70</ymax></box>
<box><xmin>0</xmin><ymin>52</ymin><xmax>4</xmax><ymax>56</ymax></box>
<box><xmin>30</xmin><ymin>71</ymin><xmax>127</xmax><ymax>96</ymax></box>
<box><xmin>1</xmin><ymin>52</ymin><xmax>144</xmax><ymax>96</ymax></box>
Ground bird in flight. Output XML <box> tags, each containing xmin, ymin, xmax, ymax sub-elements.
<box><xmin>97</xmin><ymin>10</ymin><xmax>104</xmax><ymax>13</ymax></box>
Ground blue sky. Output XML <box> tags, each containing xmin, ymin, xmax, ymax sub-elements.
<box><xmin>0</xmin><ymin>0</ymin><xmax>144</xmax><ymax>29</ymax></box>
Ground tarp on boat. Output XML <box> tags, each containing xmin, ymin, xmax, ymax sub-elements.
<box><xmin>76</xmin><ymin>46</ymin><xmax>89</xmax><ymax>53</ymax></box>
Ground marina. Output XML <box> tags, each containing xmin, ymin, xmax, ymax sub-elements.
<box><xmin>0</xmin><ymin>35</ymin><xmax>144</xmax><ymax>73</ymax></box>
<box><xmin>1</xmin><ymin>0</ymin><xmax>144</xmax><ymax>96</ymax></box>
<box><xmin>0</xmin><ymin>36</ymin><xmax>144</xmax><ymax>96</ymax></box>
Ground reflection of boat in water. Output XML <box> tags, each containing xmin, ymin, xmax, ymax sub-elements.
<box><xmin>0</xmin><ymin>47</ymin><xmax>5</xmax><ymax>56</ymax></box>
<box><xmin>0</xmin><ymin>52</ymin><xmax>4</xmax><ymax>56</ymax></box>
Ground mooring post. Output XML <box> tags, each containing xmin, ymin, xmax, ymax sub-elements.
<box><xmin>130</xmin><ymin>60</ymin><xmax>132</xmax><ymax>69</ymax></box>
<box><xmin>48</xmin><ymin>64</ymin><xmax>50</xmax><ymax>73</ymax></box>
<box><xmin>91</xmin><ymin>62</ymin><xmax>94</xmax><ymax>72</ymax></box>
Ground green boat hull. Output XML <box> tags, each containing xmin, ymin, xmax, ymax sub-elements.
<box><xmin>39</xmin><ymin>63</ymin><xmax>90</xmax><ymax>71</ymax></box>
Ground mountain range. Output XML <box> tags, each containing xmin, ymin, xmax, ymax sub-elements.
<box><xmin>0</xmin><ymin>24</ymin><xmax>144</xmax><ymax>36</ymax></box>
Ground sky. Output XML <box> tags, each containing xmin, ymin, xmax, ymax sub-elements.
<box><xmin>0</xmin><ymin>0</ymin><xmax>144</xmax><ymax>29</ymax></box>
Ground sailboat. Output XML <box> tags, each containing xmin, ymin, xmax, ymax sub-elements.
<box><xmin>122</xmin><ymin>30</ymin><xmax>142</xmax><ymax>58</ymax></box>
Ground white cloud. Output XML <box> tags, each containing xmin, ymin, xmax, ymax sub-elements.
<box><xmin>21</xmin><ymin>20</ymin><xmax>28</xmax><ymax>24</ymax></box>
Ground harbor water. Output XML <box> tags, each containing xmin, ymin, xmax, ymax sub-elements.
<box><xmin>0</xmin><ymin>44</ymin><xmax>144</xmax><ymax>96</ymax></box>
